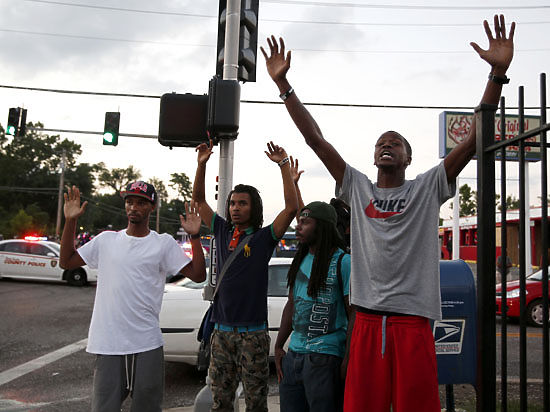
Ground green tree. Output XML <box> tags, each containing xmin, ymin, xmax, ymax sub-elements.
<box><xmin>0</xmin><ymin>122</ymin><xmax>97</xmax><ymax>237</ymax></box>
<box><xmin>149</xmin><ymin>177</ymin><xmax>168</xmax><ymax>201</ymax></box>
<box><xmin>497</xmin><ymin>194</ymin><xmax>521</xmax><ymax>211</ymax></box>
<box><xmin>169</xmin><ymin>172</ymin><xmax>193</xmax><ymax>202</ymax></box>
<box><xmin>98</xmin><ymin>164</ymin><xmax>141</xmax><ymax>194</ymax></box>
<box><xmin>450</xmin><ymin>184</ymin><xmax>478</xmax><ymax>217</ymax></box>
<box><xmin>9</xmin><ymin>209</ymin><xmax>34</xmax><ymax>237</ymax></box>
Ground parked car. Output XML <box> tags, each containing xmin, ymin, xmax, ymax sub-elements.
<box><xmin>160</xmin><ymin>257</ymin><xmax>292</xmax><ymax>365</ymax></box>
<box><xmin>0</xmin><ymin>237</ymin><xmax>98</xmax><ymax>286</ymax></box>
<box><xmin>496</xmin><ymin>266</ymin><xmax>550</xmax><ymax>327</ymax></box>
<box><xmin>273</xmin><ymin>232</ymin><xmax>298</xmax><ymax>258</ymax></box>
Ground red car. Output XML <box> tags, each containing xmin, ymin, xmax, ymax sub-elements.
<box><xmin>496</xmin><ymin>266</ymin><xmax>550</xmax><ymax>327</ymax></box>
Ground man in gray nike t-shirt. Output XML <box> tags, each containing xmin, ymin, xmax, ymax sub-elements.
<box><xmin>262</xmin><ymin>15</ymin><xmax>515</xmax><ymax>412</ymax></box>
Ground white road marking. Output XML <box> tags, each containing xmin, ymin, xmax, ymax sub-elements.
<box><xmin>0</xmin><ymin>338</ymin><xmax>87</xmax><ymax>386</ymax></box>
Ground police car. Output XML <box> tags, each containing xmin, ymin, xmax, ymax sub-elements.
<box><xmin>0</xmin><ymin>237</ymin><xmax>97</xmax><ymax>286</ymax></box>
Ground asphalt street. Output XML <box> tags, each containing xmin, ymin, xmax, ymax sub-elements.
<box><xmin>0</xmin><ymin>276</ymin><xmax>546</xmax><ymax>411</ymax></box>
<box><xmin>0</xmin><ymin>279</ymin><xmax>278</xmax><ymax>411</ymax></box>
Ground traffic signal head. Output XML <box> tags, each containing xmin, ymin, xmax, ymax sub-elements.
<box><xmin>207</xmin><ymin>76</ymin><xmax>240</xmax><ymax>138</ymax></box>
<box><xmin>158</xmin><ymin>93</ymin><xmax>209</xmax><ymax>148</ymax></box>
<box><xmin>216</xmin><ymin>0</ymin><xmax>260</xmax><ymax>82</ymax></box>
<box><xmin>103</xmin><ymin>112</ymin><xmax>120</xmax><ymax>146</ymax></box>
<box><xmin>7</xmin><ymin>108</ymin><xmax>20</xmax><ymax>136</ymax></box>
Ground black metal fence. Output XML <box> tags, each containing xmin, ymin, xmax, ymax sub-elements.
<box><xmin>476</xmin><ymin>73</ymin><xmax>549</xmax><ymax>411</ymax></box>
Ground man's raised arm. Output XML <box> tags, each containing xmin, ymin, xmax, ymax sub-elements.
<box><xmin>265</xmin><ymin>142</ymin><xmax>299</xmax><ymax>239</ymax></box>
<box><xmin>261</xmin><ymin>36</ymin><xmax>347</xmax><ymax>186</ymax></box>
<box><xmin>445</xmin><ymin>14</ymin><xmax>515</xmax><ymax>182</ymax></box>
<box><xmin>60</xmin><ymin>186</ymin><xmax>87</xmax><ymax>269</ymax></box>
<box><xmin>192</xmin><ymin>140</ymin><xmax>215</xmax><ymax>227</ymax></box>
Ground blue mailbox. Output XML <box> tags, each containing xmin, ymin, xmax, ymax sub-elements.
<box><xmin>435</xmin><ymin>260</ymin><xmax>477</xmax><ymax>386</ymax></box>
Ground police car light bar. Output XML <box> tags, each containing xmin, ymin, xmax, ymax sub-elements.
<box><xmin>24</xmin><ymin>236</ymin><xmax>48</xmax><ymax>241</ymax></box>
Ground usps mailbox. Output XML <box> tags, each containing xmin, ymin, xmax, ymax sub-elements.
<box><xmin>435</xmin><ymin>260</ymin><xmax>477</xmax><ymax>386</ymax></box>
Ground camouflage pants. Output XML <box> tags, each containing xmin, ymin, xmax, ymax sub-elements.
<box><xmin>210</xmin><ymin>329</ymin><xmax>270</xmax><ymax>412</ymax></box>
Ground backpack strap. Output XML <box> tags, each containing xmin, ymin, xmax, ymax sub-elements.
<box><xmin>213</xmin><ymin>233</ymin><xmax>254</xmax><ymax>298</ymax></box>
<box><xmin>336</xmin><ymin>252</ymin><xmax>346</xmax><ymax>296</ymax></box>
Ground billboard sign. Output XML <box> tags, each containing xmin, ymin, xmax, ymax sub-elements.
<box><xmin>439</xmin><ymin>111</ymin><xmax>541</xmax><ymax>162</ymax></box>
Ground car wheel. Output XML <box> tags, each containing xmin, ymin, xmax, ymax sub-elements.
<box><xmin>67</xmin><ymin>269</ymin><xmax>87</xmax><ymax>286</ymax></box>
<box><xmin>527</xmin><ymin>299</ymin><xmax>545</xmax><ymax>327</ymax></box>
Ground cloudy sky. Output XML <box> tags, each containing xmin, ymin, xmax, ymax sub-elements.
<box><xmin>1</xmin><ymin>0</ymin><xmax>549</xmax><ymax>224</ymax></box>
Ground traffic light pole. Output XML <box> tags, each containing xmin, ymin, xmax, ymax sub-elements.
<box><xmin>215</xmin><ymin>0</ymin><xmax>241</xmax><ymax>217</ymax></box>
<box><xmin>192</xmin><ymin>2</ymin><xmax>243</xmax><ymax>410</ymax></box>
<box><xmin>55</xmin><ymin>149</ymin><xmax>66</xmax><ymax>240</ymax></box>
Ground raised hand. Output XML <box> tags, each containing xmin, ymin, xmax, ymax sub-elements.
<box><xmin>290</xmin><ymin>156</ymin><xmax>303</xmax><ymax>185</ymax></box>
<box><xmin>195</xmin><ymin>139</ymin><xmax>214</xmax><ymax>165</ymax></box>
<box><xmin>180</xmin><ymin>201</ymin><xmax>202</xmax><ymax>236</ymax></box>
<box><xmin>63</xmin><ymin>186</ymin><xmax>88</xmax><ymax>220</ymax></box>
<box><xmin>470</xmin><ymin>15</ymin><xmax>515</xmax><ymax>73</ymax></box>
<box><xmin>260</xmin><ymin>35</ymin><xmax>291</xmax><ymax>83</ymax></box>
<box><xmin>265</xmin><ymin>141</ymin><xmax>288</xmax><ymax>164</ymax></box>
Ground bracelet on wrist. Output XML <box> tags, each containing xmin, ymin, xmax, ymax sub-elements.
<box><xmin>488</xmin><ymin>72</ymin><xmax>510</xmax><ymax>85</ymax></box>
<box><xmin>190</xmin><ymin>233</ymin><xmax>201</xmax><ymax>239</ymax></box>
<box><xmin>278</xmin><ymin>157</ymin><xmax>290</xmax><ymax>167</ymax></box>
<box><xmin>279</xmin><ymin>87</ymin><xmax>294</xmax><ymax>101</ymax></box>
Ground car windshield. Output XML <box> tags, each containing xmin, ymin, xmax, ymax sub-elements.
<box><xmin>528</xmin><ymin>266</ymin><xmax>550</xmax><ymax>282</ymax></box>
<box><xmin>268</xmin><ymin>264</ymin><xmax>290</xmax><ymax>297</ymax></box>
<box><xmin>48</xmin><ymin>243</ymin><xmax>61</xmax><ymax>253</ymax></box>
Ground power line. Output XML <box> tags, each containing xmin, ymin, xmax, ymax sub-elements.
<box><xmin>0</xmin><ymin>186</ymin><xmax>181</xmax><ymax>225</ymax></box>
<box><xmin>19</xmin><ymin>0</ymin><xmax>550</xmax><ymax>27</ymax></box>
<box><xmin>0</xmin><ymin>83</ymin><xmax>159</xmax><ymax>98</ymax></box>
<box><xmin>0</xmin><ymin>29</ymin><xmax>214</xmax><ymax>48</ymax></box>
<box><xmin>23</xmin><ymin>0</ymin><xmax>214</xmax><ymax>17</ymax></box>
<box><xmin>0</xmin><ymin>84</ymin><xmax>547</xmax><ymax>111</ymax></box>
<box><xmin>2</xmin><ymin>28</ymin><xmax>548</xmax><ymax>54</ymax></box>
<box><xmin>24</xmin><ymin>0</ymin><xmax>550</xmax><ymax>13</ymax></box>
<box><xmin>262</xmin><ymin>0</ymin><xmax>550</xmax><ymax>10</ymax></box>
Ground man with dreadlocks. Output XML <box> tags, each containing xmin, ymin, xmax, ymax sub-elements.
<box><xmin>263</xmin><ymin>14</ymin><xmax>515</xmax><ymax>412</ymax></box>
<box><xmin>275</xmin><ymin>200</ymin><xmax>351</xmax><ymax>412</ymax></box>
<box><xmin>192</xmin><ymin>140</ymin><xmax>298</xmax><ymax>412</ymax></box>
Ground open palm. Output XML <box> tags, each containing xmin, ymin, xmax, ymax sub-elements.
<box><xmin>63</xmin><ymin>186</ymin><xmax>87</xmax><ymax>220</ymax></box>
<box><xmin>470</xmin><ymin>15</ymin><xmax>515</xmax><ymax>71</ymax></box>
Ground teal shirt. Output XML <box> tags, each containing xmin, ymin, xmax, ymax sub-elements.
<box><xmin>289</xmin><ymin>249</ymin><xmax>351</xmax><ymax>358</ymax></box>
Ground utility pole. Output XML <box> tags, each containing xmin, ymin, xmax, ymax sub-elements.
<box><xmin>55</xmin><ymin>149</ymin><xmax>66</xmax><ymax>239</ymax></box>
<box><xmin>156</xmin><ymin>197</ymin><xmax>161</xmax><ymax>233</ymax></box>
<box><xmin>215</xmin><ymin>0</ymin><xmax>241</xmax><ymax>217</ymax></box>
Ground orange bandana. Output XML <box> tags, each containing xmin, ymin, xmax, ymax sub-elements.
<box><xmin>228</xmin><ymin>228</ymin><xmax>244</xmax><ymax>251</ymax></box>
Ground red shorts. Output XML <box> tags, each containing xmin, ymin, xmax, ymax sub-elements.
<box><xmin>343</xmin><ymin>312</ymin><xmax>440</xmax><ymax>412</ymax></box>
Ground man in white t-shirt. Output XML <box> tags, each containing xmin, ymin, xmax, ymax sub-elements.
<box><xmin>262</xmin><ymin>15</ymin><xmax>515</xmax><ymax>412</ymax></box>
<box><xmin>60</xmin><ymin>181</ymin><xmax>206</xmax><ymax>412</ymax></box>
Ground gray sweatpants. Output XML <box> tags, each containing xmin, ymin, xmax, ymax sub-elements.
<box><xmin>91</xmin><ymin>346</ymin><xmax>164</xmax><ymax>412</ymax></box>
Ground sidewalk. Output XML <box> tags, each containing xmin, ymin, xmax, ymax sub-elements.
<box><xmin>164</xmin><ymin>395</ymin><xmax>281</xmax><ymax>411</ymax></box>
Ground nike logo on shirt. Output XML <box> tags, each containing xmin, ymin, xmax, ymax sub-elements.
<box><xmin>364</xmin><ymin>198</ymin><xmax>406</xmax><ymax>219</ymax></box>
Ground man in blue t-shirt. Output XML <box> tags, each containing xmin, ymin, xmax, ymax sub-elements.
<box><xmin>275</xmin><ymin>201</ymin><xmax>351</xmax><ymax>412</ymax></box>
<box><xmin>192</xmin><ymin>140</ymin><xmax>298</xmax><ymax>412</ymax></box>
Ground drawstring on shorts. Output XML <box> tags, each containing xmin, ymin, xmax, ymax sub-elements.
<box><xmin>381</xmin><ymin>316</ymin><xmax>387</xmax><ymax>358</ymax></box>
<box><xmin>125</xmin><ymin>354</ymin><xmax>136</xmax><ymax>394</ymax></box>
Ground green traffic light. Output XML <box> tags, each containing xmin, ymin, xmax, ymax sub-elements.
<box><xmin>103</xmin><ymin>132</ymin><xmax>114</xmax><ymax>144</ymax></box>
<box><xmin>6</xmin><ymin>125</ymin><xmax>16</xmax><ymax>136</ymax></box>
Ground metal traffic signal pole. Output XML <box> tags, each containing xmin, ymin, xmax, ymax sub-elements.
<box><xmin>192</xmin><ymin>3</ymin><xmax>243</xmax><ymax>411</ymax></box>
<box><xmin>55</xmin><ymin>149</ymin><xmax>66</xmax><ymax>240</ymax></box>
<box><xmin>215</xmin><ymin>0</ymin><xmax>241</xmax><ymax>217</ymax></box>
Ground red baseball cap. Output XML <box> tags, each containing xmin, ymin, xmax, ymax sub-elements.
<box><xmin>120</xmin><ymin>181</ymin><xmax>157</xmax><ymax>203</ymax></box>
